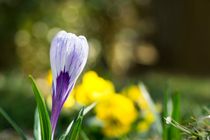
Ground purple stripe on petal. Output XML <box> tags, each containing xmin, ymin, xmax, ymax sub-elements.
<box><xmin>55</xmin><ymin>71</ymin><xmax>70</xmax><ymax>100</ymax></box>
<box><xmin>51</xmin><ymin>71</ymin><xmax>75</xmax><ymax>136</ymax></box>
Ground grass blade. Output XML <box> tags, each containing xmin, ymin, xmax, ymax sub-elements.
<box><xmin>0</xmin><ymin>107</ymin><xmax>27</xmax><ymax>140</ymax></box>
<box><xmin>162</xmin><ymin>87</ymin><xmax>170</xmax><ymax>140</ymax></box>
<box><xmin>171</xmin><ymin>92</ymin><xmax>181</xmax><ymax>140</ymax></box>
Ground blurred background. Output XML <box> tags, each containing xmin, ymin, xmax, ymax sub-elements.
<box><xmin>0</xmin><ymin>0</ymin><xmax>210</xmax><ymax>139</ymax></box>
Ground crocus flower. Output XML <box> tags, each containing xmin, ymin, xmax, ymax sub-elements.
<box><xmin>50</xmin><ymin>31</ymin><xmax>89</xmax><ymax>137</ymax></box>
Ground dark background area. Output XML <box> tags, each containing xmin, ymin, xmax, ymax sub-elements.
<box><xmin>153</xmin><ymin>0</ymin><xmax>210</xmax><ymax>74</ymax></box>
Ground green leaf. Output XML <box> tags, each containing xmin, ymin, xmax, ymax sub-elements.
<box><xmin>171</xmin><ymin>92</ymin><xmax>181</xmax><ymax>140</ymax></box>
<box><xmin>80</xmin><ymin>130</ymin><xmax>90</xmax><ymax>140</ymax></box>
<box><xmin>59</xmin><ymin>121</ymin><xmax>73</xmax><ymax>140</ymax></box>
<box><xmin>0</xmin><ymin>107</ymin><xmax>27</xmax><ymax>140</ymax></box>
<box><xmin>162</xmin><ymin>87</ymin><xmax>170</xmax><ymax>140</ymax></box>
<box><xmin>66</xmin><ymin>108</ymin><xmax>84</xmax><ymax>140</ymax></box>
<box><xmin>29</xmin><ymin>75</ymin><xmax>51</xmax><ymax>140</ymax></box>
<box><xmin>59</xmin><ymin>103</ymin><xmax>95</xmax><ymax>140</ymax></box>
<box><xmin>34</xmin><ymin>108</ymin><xmax>41</xmax><ymax>140</ymax></box>
<box><xmin>59</xmin><ymin>108</ymin><xmax>84</xmax><ymax>140</ymax></box>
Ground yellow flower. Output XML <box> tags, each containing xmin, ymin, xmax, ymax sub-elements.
<box><xmin>123</xmin><ymin>85</ymin><xmax>156</xmax><ymax>133</ymax></box>
<box><xmin>46</xmin><ymin>70</ymin><xmax>52</xmax><ymax>86</ymax></box>
<box><xmin>103</xmin><ymin>123</ymin><xmax>131</xmax><ymax>138</ymax></box>
<box><xmin>63</xmin><ymin>91</ymin><xmax>76</xmax><ymax>109</ymax></box>
<box><xmin>137</xmin><ymin>121</ymin><xmax>150</xmax><ymax>133</ymax></box>
<box><xmin>144</xmin><ymin>110</ymin><xmax>155</xmax><ymax>124</ymax></box>
<box><xmin>124</xmin><ymin>85</ymin><xmax>141</xmax><ymax>102</ymax></box>
<box><xmin>75</xmin><ymin>71</ymin><xmax>115</xmax><ymax>105</ymax></box>
<box><xmin>137</xmin><ymin>111</ymin><xmax>155</xmax><ymax>133</ymax></box>
<box><xmin>123</xmin><ymin>85</ymin><xmax>149</xmax><ymax>110</ymax></box>
<box><xmin>95</xmin><ymin>94</ymin><xmax>137</xmax><ymax>137</ymax></box>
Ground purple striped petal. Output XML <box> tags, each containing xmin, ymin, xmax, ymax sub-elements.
<box><xmin>50</xmin><ymin>31</ymin><xmax>88</xmax><ymax>137</ymax></box>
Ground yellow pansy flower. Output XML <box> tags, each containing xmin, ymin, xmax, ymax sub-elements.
<box><xmin>124</xmin><ymin>85</ymin><xmax>141</xmax><ymax>102</ymax></box>
<box><xmin>75</xmin><ymin>71</ymin><xmax>115</xmax><ymax>105</ymax></box>
<box><xmin>95</xmin><ymin>94</ymin><xmax>137</xmax><ymax>137</ymax></box>
<box><xmin>137</xmin><ymin>121</ymin><xmax>150</xmax><ymax>133</ymax></box>
<box><xmin>103</xmin><ymin>123</ymin><xmax>131</xmax><ymax>138</ymax></box>
<box><xmin>123</xmin><ymin>85</ymin><xmax>149</xmax><ymax>110</ymax></box>
<box><xmin>144</xmin><ymin>110</ymin><xmax>155</xmax><ymax>124</ymax></box>
<box><xmin>123</xmin><ymin>85</ymin><xmax>156</xmax><ymax>133</ymax></box>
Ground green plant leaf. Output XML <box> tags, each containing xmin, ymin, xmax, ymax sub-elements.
<box><xmin>29</xmin><ymin>75</ymin><xmax>51</xmax><ymax>140</ymax></box>
<box><xmin>80</xmin><ymin>130</ymin><xmax>90</xmax><ymax>140</ymax></box>
<box><xmin>34</xmin><ymin>108</ymin><xmax>41</xmax><ymax>140</ymax></box>
<box><xmin>171</xmin><ymin>92</ymin><xmax>181</xmax><ymax>140</ymax></box>
<box><xmin>0</xmin><ymin>107</ymin><xmax>27</xmax><ymax>140</ymax></box>
<box><xmin>162</xmin><ymin>87</ymin><xmax>170</xmax><ymax>140</ymax></box>
<box><xmin>67</xmin><ymin>108</ymin><xmax>84</xmax><ymax>140</ymax></box>
<box><xmin>59</xmin><ymin>103</ymin><xmax>95</xmax><ymax>140</ymax></box>
<box><xmin>59</xmin><ymin>107</ymin><xmax>84</xmax><ymax>140</ymax></box>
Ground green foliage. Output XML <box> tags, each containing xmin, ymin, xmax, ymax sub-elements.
<box><xmin>34</xmin><ymin>108</ymin><xmax>41</xmax><ymax>140</ymax></box>
<box><xmin>59</xmin><ymin>103</ymin><xmax>96</xmax><ymax>140</ymax></box>
<box><xmin>29</xmin><ymin>75</ymin><xmax>51</xmax><ymax>140</ymax></box>
<box><xmin>162</xmin><ymin>88</ymin><xmax>181</xmax><ymax>140</ymax></box>
<box><xmin>162</xmin><ymin>91</ymin><xmax>210</xmax><ymax>140</ymax></box>
<box><xmin>80</xmin><ymin>130</ymin><xmax>90</xmax><ymax>140</ymax></box>
<box><xmin>170</xmin><ymin>92</ymin><xmax>181</xmax><ymax>140</ymax></box>
<box><xmin>0</xmin><ymin>75</ymin><xmax>95</xmax><ymax>140</ymax></box>
<box><xmin>162</xmin><ymin>88</ymin><xmax>170</xmax><ymax>140</ymax></box>
<box><xmin>164</xmin><ymin>115</ymin><xmax>210</xmax><ymax>140</ymax></box>
<box><xmin>62</xmin><ymin>108</ymin><xmax>84</xmax><ymax>140</ymax></box>
<box><xmin>0</xmin><ymin>107</ymin><xmax>27</xmax><ymax>140</ymax></box>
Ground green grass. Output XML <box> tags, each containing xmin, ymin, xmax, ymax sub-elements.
<box><xmin>140</xmin><ymin>72</ymin><xmax>210</xmax><ymax>117</ymax></box>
